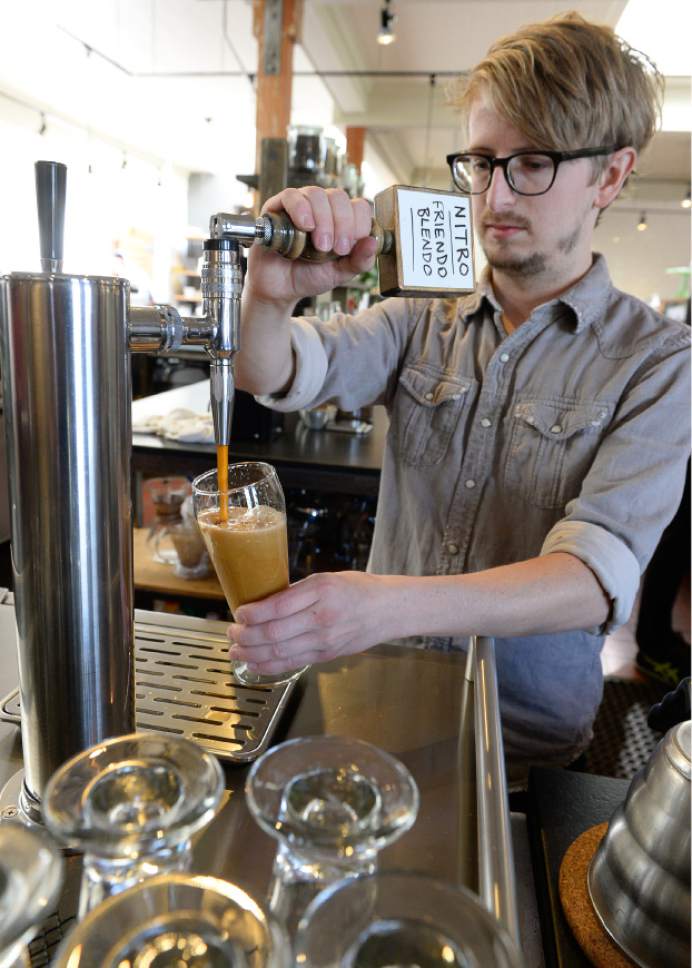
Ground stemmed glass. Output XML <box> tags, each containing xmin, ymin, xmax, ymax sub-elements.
<box><xmin>52</xmin><ymin>872</ymin><xmax>291</xmax><ymax>968</ymax></box>
<box><xmin>0</xmin><ymin>823</ymin><xmax>64</xmax><ymax>968</ymax></box>
<box><xmin>245</xmin><ymin>736</ymin><xmax>419</xmax><ymax>936</ymax></box>
<box><xmin>192</xmin><ymin>462</ymin><xmax>308</xmax><ymax>687</ymax></box>
<box><xmin>42</xmin><ymin>731</ymin><xmax>224</xmax><ymax>918</ymax></box>
<box><xmin>294</xmin><ymin>871</ymin><xmax>524</xmax><ymax>968</ymax></box>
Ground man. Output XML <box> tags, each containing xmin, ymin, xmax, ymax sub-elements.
<box><xmin>229</xmin><ymin>14</ymin><xmax>690</xmax><ymax>780</ymax></box>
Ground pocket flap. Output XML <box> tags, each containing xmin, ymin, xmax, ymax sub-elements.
<box><xmin>400</xmin><ymin>366</ymin><xmax>474</xmax><ymax>407</ymax></box>
<box><xmin>513</xmin><ymin>400</ymin><xmax>611</xmax><ymax>439</ymax></box>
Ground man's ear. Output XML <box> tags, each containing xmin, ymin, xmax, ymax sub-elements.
<box><xmin>594</xmin><ymin>147</ymin><xmax>637</xmax><ymax>209</ymax></box>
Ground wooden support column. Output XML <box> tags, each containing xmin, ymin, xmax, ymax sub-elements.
<box><xmin>346</xmin><ymin>126</ymin><xmax>367</xmax><ymax>173</ymax></box>
<box><xmin>253</xmin><ymin>0</ymin><xmax>303</xmax><ymax>207</ymax></box>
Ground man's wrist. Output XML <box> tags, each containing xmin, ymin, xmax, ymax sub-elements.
<box><xmin>374</xmin><ymin>575</ymin><xmax>446</xmax><ymax>641</ymax></box>
<box><xmin>242</xmin><ymin>287</ymin><xmax>296</xmax><ymax>320</ymax></box>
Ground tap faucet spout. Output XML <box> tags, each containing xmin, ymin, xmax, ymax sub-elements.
<box><xmin>210</xmin><ymin>359</ymin><xmax>235</xmax><ymax>447</ymax></box>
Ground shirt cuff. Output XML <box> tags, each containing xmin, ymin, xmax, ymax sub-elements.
<box><xmin>254</xmin><ymin>317</ymin><xmax>328</xmax><ymax>412</ymax></box>
<box><xmin>540</xmin><ymin>520</ymin><xmax>641</xmax><ymax>634</ymax></box>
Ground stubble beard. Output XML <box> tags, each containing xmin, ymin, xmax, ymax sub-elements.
<box><xmin>482</xmin><ymin>218</ymin><xmax>584</xmax><ymax>279</ymax></box>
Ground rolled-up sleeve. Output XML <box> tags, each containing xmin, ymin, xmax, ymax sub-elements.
<box><xmin>255</xmin><ymin>317</ymin><xmax>328</xmax><ymax>412</ymax></box>
<box><xmin>256</xmin><ymin>298</ymin><xmax>427</xmax><ymax>413</ymax></box>
<box><xmin>541</xmin><ymin>331</ymin><xmax>690</xmax><ymax>633</ymax></box>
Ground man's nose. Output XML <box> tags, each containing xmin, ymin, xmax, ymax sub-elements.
<box><xmin>485</xmin><ymin>163</ymin><xmax>516</xmax><ymax>209</ymax></box>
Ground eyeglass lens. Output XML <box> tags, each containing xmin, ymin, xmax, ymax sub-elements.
<box><xmin>452</xmin><ymin>154</ymin><xmax>556</xmax><ymax>195</ymax></box>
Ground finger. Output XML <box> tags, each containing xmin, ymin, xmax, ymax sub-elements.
<box><xmin>230</xmin><ymin>629</ymin><xmax>325</xmax><ymax>665</ymax></box>
<box><xmin>331</xmin><ymin>237</ymin><xmax>377</xmax><ymax>279</ymax></box>
<box><xmin>261</xmin><ymin>188</ymin><xmax>315</xmax><ymax>231</ymax></box>
<box><xmin>302</xmin><ymin>186</ymin><xmax>335</xmax><ymax>252</ymax></box>
<box><xmin>233</xmin><ymin>578</ymin><xmax>321</xmax><ymax>625</ymax></box>
<box><xmin>242</xmin><ymin>648</ymin><xmax>327</xmax><ymax>675</ymax></box>
<box><xmin>229</xmin><ymin>605</ymin><xmax>318</xmax><ymax>649</ymax></box>
<box><xmin>326</xmin><ymin>189</ymin><xmax>356</xmax><ymax>256</ymax></box>
<box><xmin>352</xmin><ymin>197</ymin><xmax>374</xmax><ymax>240</ymax></box>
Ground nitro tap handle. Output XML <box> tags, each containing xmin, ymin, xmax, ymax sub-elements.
<box><xmin>35</xmin><ymin>161</ymin><xmax>67</xmax><ymax>273</ymax></box>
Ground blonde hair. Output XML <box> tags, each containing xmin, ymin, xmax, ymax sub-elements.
<box><xmin>452</xmin><ymin>12</ymin><xmax>663</xmax><ymax>157</ymax></box>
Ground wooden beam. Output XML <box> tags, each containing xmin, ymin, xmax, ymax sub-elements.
<box><xmin>253</xmin><ymin>0</ymin><xmax>303</xmax><ymax>171</ymax></box>
<box><xmin>346</xmin><ymin>126</ymin><xmax>366</xmax><ymax>173</ymax></box>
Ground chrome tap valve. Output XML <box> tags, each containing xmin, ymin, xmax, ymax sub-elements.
<box><xmin>201</xmin><ymin>238</ymin><xmax>242</xmax><ymax>447</ymax></box>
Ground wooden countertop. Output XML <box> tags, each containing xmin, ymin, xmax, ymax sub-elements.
<box><xmin>133</xmin><ymin>527</ymin><xmax>225</xmax><ymax>600</ymax></box>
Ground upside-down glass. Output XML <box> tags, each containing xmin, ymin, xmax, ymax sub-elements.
<box><xmin>42</xmin><ymin>732</ymin><xmax>224</xmax><ymax>918</ymax></box>
<box><xmin>245</xmin><ymin>736</ymin><xmax>419</xmax><ymax>937</ymax></box>
<box><xmin>294</xmin><ymin>871</ymin><xmax>524</xmax><ymax>968</ymax></box>
<box><xmin>0</xmin><ymin>823</ymin><xmax>64</xmax><ymax>968</ymax></box>
<box><xmin>52</xmin><ymin>873</ymin><xmax>291</xmax><ymax>968</ymax></box>
<box><xmin>192</xmin><ymin>462</ymin><xmax>308</xmax><ymax>686</ymax></box>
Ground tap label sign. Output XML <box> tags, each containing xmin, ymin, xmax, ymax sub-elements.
<box><xmin>395</xmin><ymin>187</ymin><xmax>474</xmax><ymax>293</ymax></box>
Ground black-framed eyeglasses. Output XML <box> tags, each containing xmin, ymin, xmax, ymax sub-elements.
<box><xmin>445</xmin><ymin>146</ymin><xmax>618</xmax><ymax>197</ymax></box>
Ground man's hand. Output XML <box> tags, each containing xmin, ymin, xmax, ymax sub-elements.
<box><xmin>245</xmin><ymin>187</ymin><xmax>378</xmax><ymax>307</ymax></box>
<box><xmin>228</xmin><ymin>572</ymin><xmax>398</xmax><ymax>675</ymax></box>
<box><xmin>227</xmin><ymin>552</ymin><xmax>611</xmax><ymax>675</ymax></box>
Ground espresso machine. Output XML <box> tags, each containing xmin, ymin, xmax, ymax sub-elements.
<box><xmin>0</xmin><ymin>162</ymin><xmax>474</xmax><ymax>822</ymax></box>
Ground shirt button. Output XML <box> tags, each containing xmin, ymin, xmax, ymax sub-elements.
<box><xmin>550</xmin><ymin>424</ymin><xmax>562</xmax><ymax>434</ymax></box>
<box><xmin>424</xmin><ymin>391</ymin><xmax>434</xmax><ymax>401</ymax></box>
<box><xmin>480</xmin><ymin>418</ymin><xmax>492</xmax><ymax>428</ymax></box>
<box><xmin>499</xmin><ymin>352</ymin><xmax>510</xmax><ymax>363</ymax></box>
<box><xmin>465</xmin><ymin>479</ymin><xmax>476</xmax><ymax>489</ymax></box>
<box><xmin>447</xmin><ymin>542</ymin><xmax>459</xmax><ymax>555</ymax></box>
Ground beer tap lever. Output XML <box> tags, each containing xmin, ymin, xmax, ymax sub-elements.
<box><xmin>208</xmin><ymin>210</ymin><xmax>392</xmax><ymax>263</ymax></box>
<box><xmin>35</xmin><ymin>161</ymin><xmax>67</xmax><ymax>274</ymax></box>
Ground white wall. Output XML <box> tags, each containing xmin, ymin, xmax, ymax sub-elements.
<box><xmin>0</xmin><ymin>99</ymin><xmax>189</xmax><ymax>303</ymax></box>
<box><xmin>594</xmin><ymin>208</ymin><xmax>690</xmax><ymax>305</ymax></box>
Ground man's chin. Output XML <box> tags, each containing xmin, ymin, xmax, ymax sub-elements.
<box><xmin>485</xmin><ymin>251</ymin><xmax>546</xmax><ymax>277</ymax></box>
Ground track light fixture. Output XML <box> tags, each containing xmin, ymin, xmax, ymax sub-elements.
<box><xmin>378</xmin><ymin>0</ymin><xmax>396</xmax><ymax>46</ymax></box>
<box><xmin>637</xmin><ymin>212</ymin><xmax>647</xmax><ymax>231</ymax></box>
<box><xmin>682</xmin><ymin>188</ymin><xmax>691</xmax><ymax>210</ymax></box>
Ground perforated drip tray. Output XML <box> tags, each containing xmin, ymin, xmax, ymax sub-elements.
<box><xmin>0</xmin><ymin>608</ymin><xmax>298</xmax><ymax>763</ymax></box>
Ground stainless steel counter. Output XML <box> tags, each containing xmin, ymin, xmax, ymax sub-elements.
<box><xmin>0</xmin><ymin>602</ymin><xmax>544</xmax><ymax>966</ymax></box>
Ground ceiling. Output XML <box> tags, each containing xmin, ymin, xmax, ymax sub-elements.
<box><xmin>0</xmin><ymin>0</ymin><xmax>689</xmax><ymax>197</ymax></box>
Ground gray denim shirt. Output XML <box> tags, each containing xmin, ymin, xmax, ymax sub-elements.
<box><xmin>258</xmin><ymin>254</ymin><xmax>691</xmax><ymax>777</ymax></box>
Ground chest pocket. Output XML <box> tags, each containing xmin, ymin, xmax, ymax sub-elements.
<box><xmin>504</xmin><ymin>398</ymin><xmax>612</xmax><ymax>509</ymax></box>
<box><xmin>395</xmin><ymin>365</ymin><xmax>475</xmax><ymax>467</ymax></box>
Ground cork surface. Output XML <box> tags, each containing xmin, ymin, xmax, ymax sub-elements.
<box><xmin>559</xmin><ymin>822</ymin><xmax>636</xmax><ymax>968</ymax></box>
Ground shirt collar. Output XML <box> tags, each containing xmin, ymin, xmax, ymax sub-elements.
<box><xmin>458</xmin><ymin>253</ymin><xmax>613</xmax><ymax>334</ymax></box>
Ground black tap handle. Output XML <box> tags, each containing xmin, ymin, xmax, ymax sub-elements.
<box><xmin>35</xmin><ymin>160</ymin><xmax>66</xmax><ymax>273</ymax></box>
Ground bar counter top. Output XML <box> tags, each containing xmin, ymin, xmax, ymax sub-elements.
<box><xmin>132</xmin><ymin>381</ymin><xmax>387</xmax><ymax>496</ymax></box>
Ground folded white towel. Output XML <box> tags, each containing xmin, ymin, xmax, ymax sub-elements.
<box><xmin>133</xmin><ymin>408</ymin><xmax>215</xmax><ymax>443</ymax></box>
